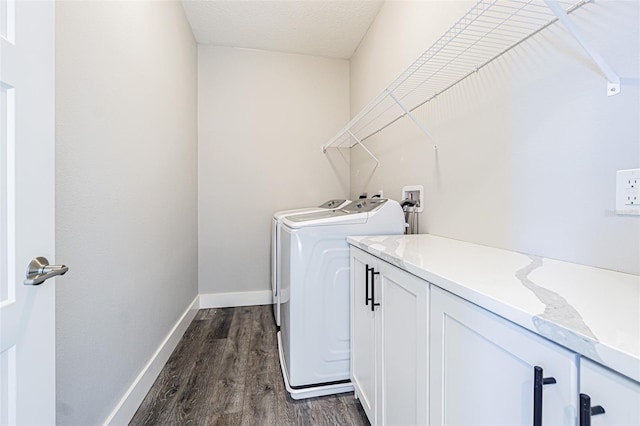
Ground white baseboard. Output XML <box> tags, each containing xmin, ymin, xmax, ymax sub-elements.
<box><xmin>199</xmin><ymin>290</ymin><xmax>272</xmax><ymax>309</ymax></box>
<box><xmin>102</xmin><ymin>296</ymin><xmax>199</xmax><ymax>426</ymax></box>
<box><xmin>102</xmin><ymin>291</ymin><xmax>270</xmax><ymax>425</ymax></box>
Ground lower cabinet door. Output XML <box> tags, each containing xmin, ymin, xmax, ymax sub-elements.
<box><xmin>430</xmin><ymin>286</ymin><xmax>578</xmax><ymax>425</ymax></box>
<box><xmin>379</xmin><ymin>262</ymin><xmax>429</xmax><ymax>426</ymax></box>
<box><xmin>580</xmin><ymin>358</ymin><xmax>640</xmax><ymax>425</ymax></box>
<box><xmin>350</xmin><ymin>248</ymin><xmax>377</xmax><ymax>423</ymax></box>
<box><xmin>351</xmin><ymin>247</ymin><xmax>430</xmax><ymax>426</ymax></box>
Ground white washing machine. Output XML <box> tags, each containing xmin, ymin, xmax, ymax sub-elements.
<box><xmin>271</xmin><ymin>199</ymin><xmax>349</xmax><ymax>327</ymax></box>
<box><xmin>278</xmin><ymin>198</ymin><xmax>404</xmax><ymax>399</ymax></box>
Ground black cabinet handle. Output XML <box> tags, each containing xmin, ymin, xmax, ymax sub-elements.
<box><xmin>580</xmin><ymin>393</ymin><xmax>605</xmax><ymax>426</ymax></box>
<box><xmin>533</xmin><ymin>366</ymin><xmax>557</xmax><ymax>426</ymax></box>
<box><xmin>365</xmin><ymin>264</ymin><xmax>372</xmax><ymax>306</ymax></box>
<box><xmin>370</xmin><ymin>269</ymin><xmax>380</xmax><ymax>312</ymax></box>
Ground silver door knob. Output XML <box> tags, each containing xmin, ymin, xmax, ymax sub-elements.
<box><xmin>24</xmin><ymin>256</ymin><xmax>68</xmax><ymax>285</ymax></box>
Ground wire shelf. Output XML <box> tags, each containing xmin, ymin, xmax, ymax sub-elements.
<box><xmin>322</xmin><ymin>0</ymin><xmax>589</xmax><ymax>151</ymax></box>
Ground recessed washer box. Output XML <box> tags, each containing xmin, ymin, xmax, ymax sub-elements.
<box><xmin>402</xmin><ymin>185</ymin><xmax>424</xmax><ymax>213</ymax></box>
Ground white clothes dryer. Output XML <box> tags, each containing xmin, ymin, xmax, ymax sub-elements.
<box><xmin>278</xmin><ymin>198</ymin><xmax>404</xmax><ymax>399</ymax></box>
<box><xmin>271</xmin><ymin>199</ymin><xmax>349</xmax><ymax>327</ymax></box>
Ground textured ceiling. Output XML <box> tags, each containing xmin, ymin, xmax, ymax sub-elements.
<box><xmin>181</xmin><ymin>0</ymin><xmax>384</xmax><ymax>59</ymax></box>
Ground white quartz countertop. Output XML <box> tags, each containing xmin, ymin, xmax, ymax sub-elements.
<box><xmin>347</xmin><ymin>234</ymin><xmax>640</xmax><ymax>382</ymax></box>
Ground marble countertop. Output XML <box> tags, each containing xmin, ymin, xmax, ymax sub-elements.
<box><xmin>348</xmin><ymin>234</ymin><xmax>640</xmax><ymax>382</ymax></box>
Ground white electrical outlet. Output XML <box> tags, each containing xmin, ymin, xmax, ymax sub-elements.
<box><xmin>616</xmin><ymin>169</ymin><xmax>640</xmax><ymax>215</ymax></box>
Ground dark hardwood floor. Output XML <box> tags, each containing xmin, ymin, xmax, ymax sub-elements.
<box><xmin>130</xmin><ymin>305</ymin><xmax>369</xmax><ymax>426</ymax></box>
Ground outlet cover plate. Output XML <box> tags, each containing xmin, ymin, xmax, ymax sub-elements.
<box><xmin>616</xmin><ymin>168</ymin><xmax>640</xmax><ymax>215</ymax></box>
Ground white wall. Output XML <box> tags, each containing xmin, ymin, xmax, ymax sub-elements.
<box><xmin>350</xmin><ymin>0</ymin><xmax>640</xmax><ymax>275</ymax></box>
<box><xmin>55</xmin><ymin>1</ymin><xmax>198</xmax><ymax>424</ymax></box>
<box><xmin>198</xmin><ymin>46</ymin><xmax>350</xmax><ymax>299</ymax></box>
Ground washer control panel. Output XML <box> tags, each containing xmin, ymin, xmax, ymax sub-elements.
<box><xmin>318</xmin><ymin>199</ymin><xmax>347</xmax><ymax>209</ymax></box>
<box><xmin>342</xmin><ymin>198</ymin><xmax>387</xmax><ymax>213</ymax></box>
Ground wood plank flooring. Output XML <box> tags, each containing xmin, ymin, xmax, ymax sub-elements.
<box><xmin>130</xmin><ymin>305</ymin><xmax>369</xmax><ymax>426</ymax></box>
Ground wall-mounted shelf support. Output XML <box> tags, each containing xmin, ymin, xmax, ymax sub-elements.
<box><xmin>387</xmin><ymin>90</ymin><xmax>438</xmax><ymax>150</ymax></box>
<box><xmin>544</xmin><ymin>0</ymin><xmax>620</xmax><ymax>96</ymax></box>
<box><xmin>348</xmin><ymin>129</ymin><xmax>380</xmax><ymax>167</ymax></box>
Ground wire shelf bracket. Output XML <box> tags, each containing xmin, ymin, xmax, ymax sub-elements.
<box><xmin>544</xmin><ymin>0</ymin><xmax>620</xmax><ymax>96</ymax></box>
<box><xmin>348</xmin><ymin>129</ymin><xmax>380</xmax><ymax>167</ymax></box>
<box><xmin>321</xmin><ymin>128</ymin><xmax>381</xmax><ymax>167</ymax></box>
<box><xmin>387</xmin><ymin>90</ymin><xmax>438</xmax><ymax>150</ymax></box>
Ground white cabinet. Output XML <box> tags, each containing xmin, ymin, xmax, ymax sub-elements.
<box><xmin>350</xmin><ymin>247</ymin><xmax>429</xmax><ymax>426</ymax></box>
<box><xmin>351</xmin><ymin>243</ymin><xmax>639</xmax><ymax>426</ymax></box>
<box><xmin>580</xmin><ymin>358</ymin><xmax>640</xmax><ymax>425</ymax></box>
<box><xmin>430</xmin><ymin>286</ymin><xmax>579</xmax><ymax>425</ymax></box>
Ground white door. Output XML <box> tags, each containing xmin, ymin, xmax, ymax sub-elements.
<box><xmin>350</xmin><ymin>248</ymin><xmax>376</xmax><ymax>424</ymax></box>
<box><xmin>580</xmin><ymin>358</ymin><xmax>640</xmax><ymax>425</ymax></box>
<box><xmin>430</xmin><ymin>286</ymin><xmax>578</xmax><ymax>425</ymax></box>
<box><xmin>379</xmin><ymin>262</ymin><xmax>428</xmax><ymax>426</ymax></box>
<box><xmin>0</xmin><ymin>1</ymin><xmax>56</xmax><ymax>425</ymax></box>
